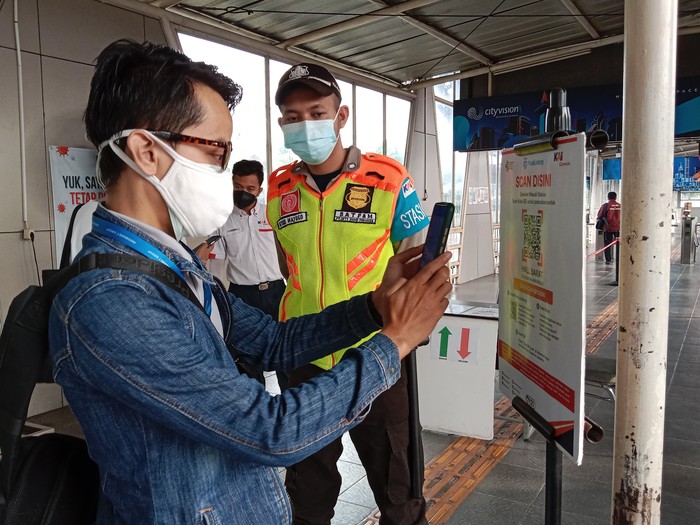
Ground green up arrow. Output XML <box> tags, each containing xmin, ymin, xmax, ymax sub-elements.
<box><xmin>438</xmin><ymin>326</ymin><xmax>452</xmax><ymax>358</ymax></box>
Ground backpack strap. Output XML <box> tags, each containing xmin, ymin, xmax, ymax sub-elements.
<box><xmin>76</xmin><ymin>253</ymin><xmax>206</xmax><ymax>313</ymax></box>
<box><xmin>58</xmin><ymin>202</ymin><xmax>87</xmax><ymax>270</ymax></box>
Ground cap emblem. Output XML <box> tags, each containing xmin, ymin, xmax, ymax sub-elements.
<box><xmin>288</xmin><ymin>65</ymin><xmax>309</xmax><ymax>80</ymax></box>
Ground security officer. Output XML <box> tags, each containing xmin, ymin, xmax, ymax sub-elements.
<box><xmin>269</xmin><ymin>63</ymin><xmax>430</xmax><ymax>525</ymax></box>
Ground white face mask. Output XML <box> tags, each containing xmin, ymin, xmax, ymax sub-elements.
<box><xmin>98</xmin><ymin>129</ymin><xmax>233</xmax><ymax>239</ymax></box>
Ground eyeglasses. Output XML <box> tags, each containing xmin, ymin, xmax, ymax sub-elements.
<box><xmin>150</xmin><ymin>131</ymin><xmax>232</xmax><ymax>171</ymax></box>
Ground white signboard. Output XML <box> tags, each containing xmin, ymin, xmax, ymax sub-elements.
<box><xmin>498</xmin><ymin>134</ymin><xmax>586</xmax><ymax>463</ymax></box>
<box><xmin>49</xmin><ymin>146</ymin><xmax>102</xmax><ymax>261</ymax></box>
<box><xmin>417</xmin><ymin>313</ymin><xmax>498</xmax><ymax>440</ymax></box>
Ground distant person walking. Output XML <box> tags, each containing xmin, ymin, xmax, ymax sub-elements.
<box><xmin>597</xmin><ymin>191</ymin><xmax>621</xmax><ymax>264</ymax></box>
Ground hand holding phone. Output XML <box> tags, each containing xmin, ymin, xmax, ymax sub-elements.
<box><xmin>419</xmin><ymin>202</ymin><xmax>455</xmax><ymax>269</ymax></box>
<box><xmin>206</xmin><ymin>234</ymin><xmax>222</xmax><ymax>246</ymax></box>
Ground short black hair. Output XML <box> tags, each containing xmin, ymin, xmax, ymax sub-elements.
<box><xmin>608</xmin><ymin>191</ymin><xmax>617</xmax><ymax>200</ymax></box>
<box><xmin>84</xmin><ymin>39</ymin><xmax>242</xmax><ymax>187</ymax></box>
<box><xmin>232</xmin><ymin>159</ymin><xmax>264</xmax><ymax>186</ymax></box>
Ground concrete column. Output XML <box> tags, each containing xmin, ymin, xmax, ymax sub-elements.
<box><xmin>612</xmin><ymin>1</ymin><xmax>677</xmax><ymax>523</ymax></box>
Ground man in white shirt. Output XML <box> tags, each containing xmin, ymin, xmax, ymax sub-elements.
<box><xmin>209</xmin><ymin>160</ymin><xmax>285</xmax><ymax>318</ymax></box>
<box><xmin>203</xmin><ymin>160</ymin><xmax>287</xmax><ymax>391</ymax></box>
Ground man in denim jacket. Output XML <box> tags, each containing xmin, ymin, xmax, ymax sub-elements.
<box><xmin>47</xmin><ymin>40</ymin><xmax>451</xmax><ymax>524</ymax></box>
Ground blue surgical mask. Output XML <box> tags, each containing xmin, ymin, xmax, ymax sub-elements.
<box><xmin>282</xmin><ymin>111</ymin><xmax>339</xmax><ymax>165</ymax></box>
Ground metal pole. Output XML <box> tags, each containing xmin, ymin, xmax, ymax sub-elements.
<box><xmin>405</xmin><ymin>350</ymin><xmax>424</xmax><ymax>499</ymax></box>
<box><xmin>612</xmin><ymin>1</ymin><xmax>676</xmax><ymax>523</ymax></box>
<box><xmin>512</xmin><ymin>396</ymin><xmax>561</xmax><ymax>524</ymax></box>
<box><xmin>545</xmin><ymin>441</ymin><xmax>562</xmax><ymax>525</ymax></box>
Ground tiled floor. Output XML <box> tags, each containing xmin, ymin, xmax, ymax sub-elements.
<box><xmin>27</xmin><ymin>229</ymin><xmax>700</xmax><ymax>524</ymax></box>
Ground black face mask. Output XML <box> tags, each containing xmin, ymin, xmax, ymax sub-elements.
<box><xmin>234</xmin><ymin>190</ymin><xmax>257</xmax><ymax>209</ymax></box>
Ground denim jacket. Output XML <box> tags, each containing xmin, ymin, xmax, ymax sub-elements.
<box><xmin>48</xmin><ymin>206</ymin><xmax>401</xmax><ymax>524</ymax></box>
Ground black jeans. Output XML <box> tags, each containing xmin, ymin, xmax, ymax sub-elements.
<box><xmin>603</xmin><ymin>231</ymin><xmax>619</xmax><ymax>262</ymax></box>
<box><xmin>228</xmin><ymin>279</ymin><xmax>285</xmax><ymax>320</ymax></box>
<box><xmin>284</xmin><ymin>361</ymin><xmax>427</xmax><ymax>525</ymax></box>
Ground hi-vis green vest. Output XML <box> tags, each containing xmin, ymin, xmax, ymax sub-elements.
<box><xmin>267</xmin><ymin>147</ymin><xmax>406</xmax><ymax>370</ymax></box>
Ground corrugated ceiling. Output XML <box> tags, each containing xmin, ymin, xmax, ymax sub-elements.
<box><xmin>142</xmin><ymin>0</ymin><xmax>700</xmax><ymax>87</ymax></box>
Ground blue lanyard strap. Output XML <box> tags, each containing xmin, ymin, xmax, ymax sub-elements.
<box><xmin>179</xmin><ymin>241</ymin><xmax>213</xmax><ymax>317</ymax></box>
<box><xmin>92</xmin><ymin>216</ymin><xmax>212</xmax><ymax>316</ymax></box>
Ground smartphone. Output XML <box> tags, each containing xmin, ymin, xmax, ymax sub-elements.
<box><xmin>419</xmin><ymin>202</ymin><xmax>455</xmax><ymax>269</ymax></box>
<box><xmin>205</xmin><ymin>234</ymin><xmax>222</xmax><ymax>246</ymax></box>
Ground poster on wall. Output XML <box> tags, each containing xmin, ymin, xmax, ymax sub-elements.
<box><xmin>48</xmin><ymin>146</ymin><xmax>102</xmax><ymax>262</ymax></box>
<box><xmin>498</xmin><ymin>134</ymin><xmax>586</xmax><ymax>464</ymax></box>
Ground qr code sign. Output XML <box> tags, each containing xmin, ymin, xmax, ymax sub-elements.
<box><xmin>522</xmin><ymin>210</ymin><xmax>543</xmax><ymax>265</ymax></box>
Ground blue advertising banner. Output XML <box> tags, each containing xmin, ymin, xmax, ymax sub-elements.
<box><xmin>673</xmin><ymin>157</ymin><xmax>700</xmax><ymax>191</ymax></box>
<box><xmin>454</xmin><ymin>77</ymin><xmax>700</xmax><ymax>152</ymax></box>
<box><xmin>603</xmin><ymin>158</ymin><xmax>621</xmax><ymax>180</ymax></box>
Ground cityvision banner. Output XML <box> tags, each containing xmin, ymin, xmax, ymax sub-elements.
<box><xmin>454</xmin><ymin>77</ymin><xmax>700</xmax><ymax>151</ymax></box>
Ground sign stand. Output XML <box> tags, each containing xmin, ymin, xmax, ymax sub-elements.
<box><xmin>406</xmin><ymin>345</ymin><xmax>424</xmax><ymax>499</ymax></box>
<box><xmin>512</xmin><ymin>396</ymin><xmax>605</xmax><ymax>525</ymax></box>
<box><xmin>407</xmin><ymin>337</ymin><xmax>432</xmax><ymax>499</ymax></box>
<box><xmin>512</xmin><ymin>396</ymin><xmax>562</xmax><ymax>525</ymax></box>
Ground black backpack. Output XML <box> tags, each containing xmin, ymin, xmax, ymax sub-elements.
<box><xmin>595</xmin><ymin>203</ymin><xmax>609</xmax><ymax>230</ymax></box>
<box><xmin>0</xmin><ymin>253</ymin><xmax>205</xmax><ymax>524</ymax></box>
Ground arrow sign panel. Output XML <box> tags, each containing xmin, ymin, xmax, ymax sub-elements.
<box><xmin>458</xmin><ymin>328</ymin><xmax>471</xmax><ymax>359</ymax></box>
<box><xmin>430</xmin><ymin>321</ymin><xmax>479</xmax><ymax>364</ymax></box>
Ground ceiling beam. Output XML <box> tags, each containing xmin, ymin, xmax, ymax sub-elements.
<box><xmin>276</xmin><ymin>0</ymin><xmax>442</xmax><ymax>49</ymax></box>
<box><xmin>559</xmin><ymin>0</ymin><xmax>600</xmax><ymax>38</ymax></box>
<box><xmin>367</xmin><ymin>0</ymin><xmax>491</xmax><ymax>65</ymax></box>
<box><xmin>408</xmin><ymin>23</ymin><xmax>700</xmax><ymax>90</ymax></box>
<box><xmin>149</xmin><ymin>0</ymin><xmax>181</xmax><ymax>7</ymax></box>
<box><xmin>97</xmin><ymin>0</ymin><xmax>416</xmax><ymax>99</ymax></box>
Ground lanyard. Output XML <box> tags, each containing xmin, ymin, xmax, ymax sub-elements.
<box><xmin>92</xmin><ymin>216</ymin><xmax>212</xmax><ymax>316</ymax></box>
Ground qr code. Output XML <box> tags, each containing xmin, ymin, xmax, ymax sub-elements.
<box><xmin>522</xmin><ymin>210</ymin><xmax>543</xmax><ymax>264</ymax></box>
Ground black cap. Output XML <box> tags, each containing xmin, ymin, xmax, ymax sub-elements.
<box><xmin>275</xmin><ymin>63</ymin><xmax>342</xmax><ymax>105</ymax></box>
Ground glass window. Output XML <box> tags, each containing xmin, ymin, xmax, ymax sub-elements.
<box><xmin>434</xmin><ymin>80</ymin><xmax>454</xmax><ymax>102</ymax></box>
<box><xmin>489</xmin><ymin>150</ymin><xmax>501</xmax><ymax>225</ymax></box>
<box><xmin>337</xmin><ymin>79</ymin><xmax>354</xmax><ymax>148</ymax></box>
<box><xmin>454</xmin><ymin>152</ymin><xmax>468</xmax><ymax>227</ymax></box>
<box><xmin>436</xmin><ymin>99</ymin><xmax>454</xmax><ymax>209</ymax></box>
<box><xmin>179</xmin><ymin>34</ymin><xmax>267</xmax><ymax>176</ymax></box>
<box><xmin>386</xmin><ymin>96</ymin><xmax>410</xmax><ymax>164</ymax></box>
<box><xmin>269</xmin><ymin>59</ymin><xmax>296</xmax><ymax>174</ymax></box>
<box><xmin>355</xmin><ymin>86</ymin><xmax>384</xmax><ymax>154</ymax></box>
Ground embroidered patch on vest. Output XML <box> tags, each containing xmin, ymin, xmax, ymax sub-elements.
<box><xmin>334</xmin><ymin>184</ymin><xmax>376</xmax><ymax>224</ymax></box>
<box><xmin>278</xmin><ymin>189</ymin><xmax>307</xmax><ymax>229</ymax></box>
<box><xmin>402</xmin><ymin>179</ymin><xmax>415</xmax><ymax>197</ymax></box>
